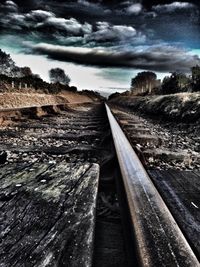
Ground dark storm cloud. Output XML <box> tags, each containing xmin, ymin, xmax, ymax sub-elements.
<box><xmin>12</xmin><ymin>0</ymin><xmax>112</xmax><ymax>19</ymax></box>
<box><xmin>27</xmin><ymin>42</ymin><xmax>200</xmax><ymax>72</ymax></box>
<box><xmin>9</xmin><ymin>0</ymin><xmax>44</xmax><ymax>10</ymax></box>
<box><xmin>0</xmin><ymin>2</ymin><xmax>146</xmax><ymax>46</ymax></box>
<box><xmin>0</xmin><ymin>4</ymin><xmax>92</xmax><ymax>38</ymax></box>
<box><xmin>85</xmin><ymin>22</ymin><xmax>146</xmax><ymax>44</ymax></box>
<box><xmin>142</xmin><ymin>0</ymin><xmax>199</xmax><ymax>9</ymax></box>
<box><xmin>26</xmin><ymin>10</ymin><xmax>54</xmax><ymax>20</ymax></box>
<box><xmin>152</xmin><ymin>2</ymin><xmax>196</xmax><ymax>12</ymax></box>
<box><xmin>0</xmin><ymin>0</ymin><xmax>18</xmax><ymax>12</ymax></box>
<box><xmin>1</xmin><ymin>0</ymin><xmax>200</xmax><ymax>73</ymax></box>
<box><xmin>36</xmin><ymin>16</ymin><xmax>92</xmax><ymax>36</ymax></box>
<box><xmin>0</xmin><ymin>0</ymin><xmax>198</xmax><ymax>36</ymax></box>
<box><xmin>5</xmin><ymin>0</ymin><xmax>200</xmax><ymax>13</ymax></box>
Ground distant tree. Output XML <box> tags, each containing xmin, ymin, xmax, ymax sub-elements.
<box><xmin>191</xmin><ymin>65</ymin><xmax>200</xmax><ymax>91</ymax></box>
<box><xmin>162</xmin><ymin>76</ymin><xmax>175</xmax><ymax>94</ymax></box>
<box><xmin>0</xmin><ymin>50</ymin><xmax>34</xmax><ymax>79</ymax></box>
<box><xmin>69</xmin><ymin>86</ymin><xmax>77</xmax><ymax>92</ymax></box>
<box><xmin>11</xmin><ymin>66</ymin><xmax>21</xmax><ymax>77</ymax></box>
<box><xmin>32</xmin><ymin>74</ymin><xmax>41</xmax><ymax>79</ymax></box>
<box><xmin>80</xmin><ymin>89</ymin><xmax>105</xmax><ymax>101</ymax></box>
<box><xmin>162</xmin><ymin>72</ymin><xmax>190</xmax><ymax>94</ymax></box>
<box><xmin>20</xmin><ymin>67</ymin><xmax>33</xmax><ymax>77</ymax></box>
<box><xmin>108</xmin><ymin>92</ymin><xmax>121</xmax><ymax>100</ymax></box>
<box><xmin>12</xmin><ymin>66</ymin><xmax>33</xmax><ymax>78</ymax></box>
<box><xmin>49</xmin><ymin>68</ymin><xmax>70</xmax><ymax>85</ymax></box>
<box><xmin>176</xmin><ymin>73</ymin><xmax>190</xmax><ymax>89</ymax></box>
<box><xmin>0</xmin><ymin>49</ymin><xmax>15</xmax><ymax>76</ymax></box>
<box><xmin>131</xmin><ymin>71</ymin><xmax>157</xmax><ymax>94</ymax></box>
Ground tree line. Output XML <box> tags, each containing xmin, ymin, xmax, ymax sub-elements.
<box><xmin>131</xmin><ymin>68</ymin><xmax>200</xmax><ymax>95</ymax></box>
<box><xmin>0</xmin><ymin>49</ymin><xmax>75</xmax><ymax>94</ymax></box>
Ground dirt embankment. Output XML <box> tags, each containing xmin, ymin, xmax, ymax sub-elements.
<box><xmin>110</xmin><ymin>93</ymin><xmax>200</xmax><ymax>122</ymax></box>
<box><xmin>0</xmin><ymin>91</ymin><xmax>93</xmax><ymax>109</ymax></box>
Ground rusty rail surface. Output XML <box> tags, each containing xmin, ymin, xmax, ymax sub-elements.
<box><xmin>105</xmin><ymin>104</ymin><xmax>199</xmax><ymax>267</ymax></box>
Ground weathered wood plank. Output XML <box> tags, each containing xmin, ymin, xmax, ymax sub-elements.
<box><xmin>0</xmin><ymin>162</ymin><xmax>99</xmax><ymax>267</ymax></box>
<box><xmin>148</xmin><ymin>169</ymin><xmax>200</xmax><ymax>259</ymax></box>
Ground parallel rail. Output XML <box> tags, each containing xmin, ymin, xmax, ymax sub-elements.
<box><xmin>0</xmin><ymin>102</ymin><xmax>98</xmax><ymax>121</ymax></box>
<box><xmin>105</xmin><ymin>104</ymin><xmax>200</xmax><ymax>267</ymax></box>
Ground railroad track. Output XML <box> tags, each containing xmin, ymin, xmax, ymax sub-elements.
<box><xmin>0</xmin><ymin>102</ymin><xmax>199</xmax><ymax>267</ymax></box>
<box><xmin>106</xmin><ymin>104</ymin><xmax>199</xmax><ymax>267</ymax></box>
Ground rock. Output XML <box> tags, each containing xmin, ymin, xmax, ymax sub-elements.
<box><xmin>0</xmin><ymin>151</ymin><xmax>7</xmax><ymax>164</ymax></box>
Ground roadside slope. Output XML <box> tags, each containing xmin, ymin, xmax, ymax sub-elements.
<box><xmin>0</xmin><ymin>91</ymin><xmax>93</xmax><ymax>109</ymax></box>
<box><xmin>110</xmin><ymin>93</ymin><xmax>200</xmax><ymax>122</ymax></box>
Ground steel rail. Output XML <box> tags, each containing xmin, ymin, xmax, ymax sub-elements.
<box><xmin>105</xmin><ymin>104</ymin><xmax>199</xmax><ymax>267</ymax></box>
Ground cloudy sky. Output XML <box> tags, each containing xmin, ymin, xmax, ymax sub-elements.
<box><xmin>0</xmin><ymin>0</ymin><xmax>200</xmax><ymax>94</ymax></box>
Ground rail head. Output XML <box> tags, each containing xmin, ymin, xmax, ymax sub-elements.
<box><xmin>105</xmin><ymin>104</ymin><xmax>199</xmax><ymax>267</ymax></box>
